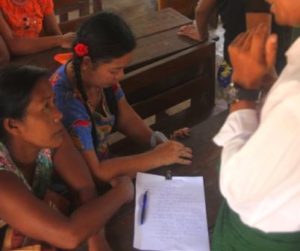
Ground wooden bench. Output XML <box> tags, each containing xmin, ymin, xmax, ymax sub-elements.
<box><xmin>54</xmin><ymin>0</ymin><xmax>102</xmax><ymax>22</ymax></box>
<box><xmin>122</xmin><ymin>8</ymin><xmax>215</xmax><ymax>124</ymax></box>
<box><xmin>123</xmin><ymin>43</ymin><xmax>215</xmax><ymax>120</ymax></box>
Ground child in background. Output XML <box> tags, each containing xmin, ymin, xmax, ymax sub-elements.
<box><xmin>0</xmin><ymin>0</ymin><xmax>75</xmax><ymax>56</ymax></box>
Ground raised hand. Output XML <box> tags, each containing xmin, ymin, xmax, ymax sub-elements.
<box><xmin>229</xmin><ymin>24</ymin><xmax>278</xmax><ymax>90</ymax></box>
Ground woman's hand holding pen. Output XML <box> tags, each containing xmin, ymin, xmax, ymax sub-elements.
<box><xmin>151</xmin><ymin>141</ymin><xmax>193</xmax><ymax>166</ymax></box>
<box><xmin>110</xmin><ymin>176</ymin><xmax>134</xmax><ymax>203</ymax></box>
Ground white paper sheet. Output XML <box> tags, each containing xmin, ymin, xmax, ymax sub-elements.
<box><xmin>134</xmin><ymin>172</ymin><xmax>210</xmax><ymax>251</ymax></box>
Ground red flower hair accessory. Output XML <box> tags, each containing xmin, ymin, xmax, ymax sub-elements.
<box><xmin>74</xmin><ymin>43</ymin><xmax>89</xmax><ymax>57</ymax></box>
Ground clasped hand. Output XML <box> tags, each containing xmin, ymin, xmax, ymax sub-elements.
<box><xmin>229</xmin><ymin>24</ymin><xmax>278</xmax><ymax>90</ymax></box>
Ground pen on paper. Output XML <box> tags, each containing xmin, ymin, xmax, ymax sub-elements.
<box><xmin>140</xmin><ymin>190</ymin><xmax>148</xmax><ymax>225</ymax></box>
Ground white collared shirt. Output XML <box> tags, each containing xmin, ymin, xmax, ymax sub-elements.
<box><xmin>213</xmin><ymin>38</ymin><xmax>300</xmax><ymax>233</ymax></box>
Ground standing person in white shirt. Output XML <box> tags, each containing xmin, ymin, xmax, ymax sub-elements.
<box><xmin>212</xmin><ymin>0</ymin><xmax>300</xmax><ymax>250</ymax></box>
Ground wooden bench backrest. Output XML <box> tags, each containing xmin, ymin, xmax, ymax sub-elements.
<box><xmin>121</xmin><ymin>42</ymin><xmax>215</xmax><ymax>119</ymax></box>
<box><xmin>54</xmin><ymin>0</ymin><xmax>102</xmax><ymax>22</ymax></box>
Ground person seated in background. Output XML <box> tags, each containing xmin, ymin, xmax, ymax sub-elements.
<box><xmin>0</xmin><ymin>35</ymin><xmax>9</xmax><ymax>65</ymax></box>
<box><xmin>0</xmin><ymin>0</ymin><xmax>75</xmax><ymax>56</ymax></box>
<box><xmin>178</xmin><ymin>0</ymin><xmax>292</xmax><ymax>73</ymax></box>
<box><xmin>51</xmin><ymin>12</ymin><xmax>193</xmax><ymax>184</ymax></box>
<box><xmin>0</xmin><ymin>64</ymin><xmax>133</xmax><ymax>251</ymax></box>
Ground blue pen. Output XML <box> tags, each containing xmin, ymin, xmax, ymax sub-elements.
<box><xmin>140</xmin><ymin>191</ymin><xmax>148</xmax><ymax>225</ymax></box>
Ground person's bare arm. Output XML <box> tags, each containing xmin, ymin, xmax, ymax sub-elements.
<box><xmin>76</xmin><ymin>98</ymin><xmax>191</xmax><ymax>182</ymax></box>
<box><xmin>53</xmin><ymin>130</ymin><xmax>97</xmax><ymax>204</ymax></box>
<box><xmin>43</xmin><ymin>13</ymin><xmax>62</xmax><ymax>35</ymax></box>
<box><xmin>0</xmin><ymin>11</ymin><xmax>74</xmax><ymax>55</ymax></box>
<box><xmin>53</xmin><ymin>130</ymin><xmax>112</xmax><ymax>251</ymax></box>
<box><xmin>0</xmin><ymin>35</ymin><xmax>9</xmax><ymax>65</ymax></box>
<box><xmin>0</xmin><ymin>171</ymin><xmax>132</xmax><ymax>250</ymax></box>
<box><xmin>178</xmin><ymin>0</ymin><xmax>216</xmax><ymax>41</ymax></box>
<box><xmin>195</xmin><ymin>0</ymin><xmax>217</xmax><ymax>40</ymax></box>
<box><xmin>82</xmin><ymin>138</ymin><xmax>192</xmax><ymax>182</ymax></box>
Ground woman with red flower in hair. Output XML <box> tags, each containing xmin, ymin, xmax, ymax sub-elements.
<box><xmin>51</xmin><ymin>12</ymin><xmax>193</xmax><ymax>184</ymax></box>
<box><xmin>0</xmin><ymin>0</ymin><xmax>75</xmax><ymax>57</ymax></box>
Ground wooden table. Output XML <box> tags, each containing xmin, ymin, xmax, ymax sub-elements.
<box><xmin>12</xmin><ymin>9</ymin><xmax>202</xmax><ymax>71</ymax></box>
<box><xmin>106</xmin><ymin>111</ymin><xmax>227</xmax><ymax>251</ymax></box>
<box><xmin>12</xmin><ymin>8</ymin><xmax>215</xmax><ymax>123</ymax></box>
<box><xmin>13</xmin><ymin>8</ymin><xmax>215</xmax><ymax>126</ymax></box>
<box><xmin>122</xmin><ymin>8</ymin><xmax>216</xmax><ymax>120</ymax></box>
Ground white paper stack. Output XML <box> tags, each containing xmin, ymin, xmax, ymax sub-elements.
<box><xmin>134</xmin><ymin>172</ymin><xmax>210</xmax><ymax>251</ymax></box>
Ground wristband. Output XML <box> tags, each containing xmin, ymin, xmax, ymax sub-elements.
<box><xmin>225</xmin><ymin>82</ymin><xmax>262</xmax><ymax>104</ymax></box>
<box><xmin>150</xmin><ymin>131</ymin><xmax>168</xmax><ymax>148</ymax></box>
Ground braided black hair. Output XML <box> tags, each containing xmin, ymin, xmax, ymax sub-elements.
<box><xmin>72</xmin><ymin>56</ymin><xmax>100</xmax><ymax>149</ymax></box>
<box><xmin>72</xmin><ymin>12</ymin><xmax>136</xmax><ymax>150</ymax></box>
